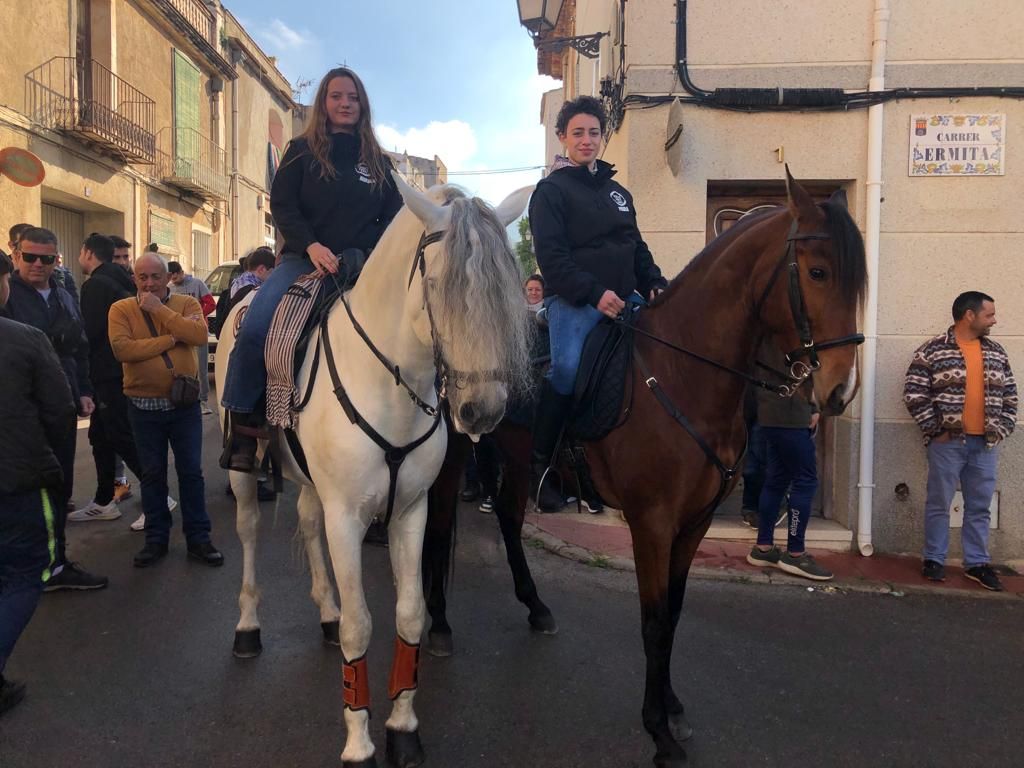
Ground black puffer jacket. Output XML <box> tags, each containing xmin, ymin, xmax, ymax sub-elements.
<box><xmin>5</xmin><ymin>273</ymin><xmax>92</xmax><ymax>402</ymax></box>
<box><xmin>529</xmin><ymin>160</ymin><xmax>667</xmax><ymax>307</ymax></box>
<box><xmin>0</xmin><ymin>317</ymin><xmax>76</xmax><ymax>495</ymax></box>
<box><xmin>80</xmin><ymin>261</ymin><xmax>135</xmax><ymax>385</ymax></box>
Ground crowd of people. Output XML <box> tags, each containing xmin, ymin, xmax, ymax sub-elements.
<box><xmin>1</xmin><ymin>72</ymin><xmax>1015</xmax><ymax>723</ymax></box>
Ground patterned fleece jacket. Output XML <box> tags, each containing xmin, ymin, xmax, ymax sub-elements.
<box><xmin>903</xmin><ymin>326</ymin><xmax>1017</xmax><ymax>446</ymax></box>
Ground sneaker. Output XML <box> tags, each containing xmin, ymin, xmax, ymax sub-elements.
<box><xmin>68</xmin><ymin>500</ymin><xmax>121</xmax><ymax>522</ymax></box>
<box><xmin>581</xmin><ymin>497</ymin><xmax>604</xmax><ymax>514</ymax></box>
<box><xmin>201</xmin><ymin>403</ymin><xmax>214</xmax><ymax>416</ymax></box>
<box><xmin>0</xmin><ymin>677</ymin><xmax>27</xmax><ymax>717</ymax></box>
<box><xmin>741</xmin><ymin>509</ymin><xmax>759</xmax><ymax>528</ymax></box>
<box><xmin>964</xmin><ymin>565</ymin><xmax>1004</xmax><ymax>592</ymax></box>
<box><xmin>921</xmin><ymin>559</ymin><xmax>946</xmax><ymax>582</ymax></box>
<box><xmin>113</xmin><ymin>480</ymin><xmax>133</xmax><ymax>503</ymax></box>
<box><xmin>187</xmin><ymin>541</ymin><xmax>224</xmax><ymax>567</ymax></box>
<box><xmin>43</xmin><ymin>562</ymin><xmax>109</xmax><ymax>592</ymax></box>
<box><xmin>746</xmin><ymin>545</ymin><xmax>781</xmax><ymax>568</ymax></box>
<box><xmin>130</xmin><ymin>513</ymin><xmax>146</xmax><ymax>532</ymax></box>
<box><xmin>778</xmin><ymin>551</ymin><xmax>833</xmax><ymax>581</ymax></box>
<box><xmin>478</xmin><ymin>496</ymin><xmax>494</xmax><ymax>513</ymax></box>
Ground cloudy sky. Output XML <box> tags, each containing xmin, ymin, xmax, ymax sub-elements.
<box><xmin>229</xmin><ymin>0</ymin><xmax>560</xmax><ymax>206</ymax></box>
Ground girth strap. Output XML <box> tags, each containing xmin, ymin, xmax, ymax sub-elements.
<box><xmin>320</xmin><ymin>312</ymin><xmax>442</xmax><ymax>528</ymax></box>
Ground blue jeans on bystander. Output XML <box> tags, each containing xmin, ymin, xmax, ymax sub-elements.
<box><xmin>923</xmin><ymin>435</ymin><xmax>999</xmax><ymax>568</ymax></box>
<box><xmin>757</xmin><ymin>427</ymin><xmax>817</xmax><ymax>553</ymax></box>
<box><xmin>127</xmin><ymin>403</ymin><xmax>212</xmax><ymax>549</ymax></box>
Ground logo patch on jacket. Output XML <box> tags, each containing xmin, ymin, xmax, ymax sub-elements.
<box><xmin>610</xmin><ymin>190</ymin><xmax>629</xmax><ymax>211</ymax></box>
<box><xmin>355</xmin><ymin>163</ymin><xmax>373</xmax><ymax>184</ymax></box>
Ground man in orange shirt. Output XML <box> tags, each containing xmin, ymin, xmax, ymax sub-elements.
<box><xmin>109</xmin><ymin>253</ymin><xmax>224</xmax><ymax>569</ymax></box>
<box><xmin>904</xmin><ymin>292</ymin><xmax>1017</xmax><ymax>591</ymax></box>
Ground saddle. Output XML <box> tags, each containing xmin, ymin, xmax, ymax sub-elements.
<box><xmin>568</xmin><ymin>308</ymin><xmax>638</xmax><ymax>441</ymax></box>
<box><xmin>264</xmin><ymin>248</ymin><xmax>367</xmax><ymax>429</ymax></box>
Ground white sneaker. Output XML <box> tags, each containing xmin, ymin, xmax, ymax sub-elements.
<box><xmin>68</xmin><ymin>500</ymin><xmax>121</xmax><ymax>522</ymax></box>
<box><xmin>130</xmin><ymin>513</ymin><xmax>145</xmax><ymax>532</ymax></box>
<box><xmin>168</xmin><ymin>496</ymin><xmax>178</xmax><ymax>512</ymax></box>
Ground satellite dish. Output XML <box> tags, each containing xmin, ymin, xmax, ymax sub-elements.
<box><xmin>0</xmin><ymin>147</ymin><xmax>45</xmax><ymax>187</ymax></box>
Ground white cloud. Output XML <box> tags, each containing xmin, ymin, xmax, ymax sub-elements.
<box><xmin>376</xmin><ymin>120</ymin><xmax>479</xmax><ymax>173</ymax></box>
<box><xmin>266</xmin><ymin>19</ymin><xmax>312</xmax><ymax>51</ymax></box>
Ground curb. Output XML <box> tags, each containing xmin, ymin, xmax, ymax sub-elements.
<box><xmin>521</xmin><ymin>523</ymin><xmax>1024</xmax><ymax>601</ymax></box>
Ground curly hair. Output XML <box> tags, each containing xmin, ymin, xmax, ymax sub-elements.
<box><xmin>555</xmin><ymin>96</ymin><xmax>607</xmax><ymax>136</ymax></box>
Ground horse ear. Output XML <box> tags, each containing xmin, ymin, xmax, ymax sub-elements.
<box><xmin>828</xmin><ymin>187</ymin><xmax>849</xmax><ymax>209</ymax></box>
<box><xmin>784</xmin><ymin>165</ymin><xmax>817</xmax><ymax>221</ymax></box>
<box><xmin>493</xmin><ymin>185</ymin><xmax>535</xmax><ymax>229</ymax></box>
<box><xmin>391</xmin><ymin>170</ymin><xmax>450</xmax><ymax>233</ymax></box>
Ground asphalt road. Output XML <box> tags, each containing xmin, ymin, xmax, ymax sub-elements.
<box><xmin>2</xmin><ymin>417</ymin><xmax>1023</xmax><ymax>768</ymax></box>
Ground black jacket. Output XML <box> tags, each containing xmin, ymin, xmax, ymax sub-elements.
<box><xmin>271</xmin><ymin>133</ymin><xmax>403</xmax><ymax>257</ymax></box>
<box><xmin>5</xmin><ymin>273</ymin><xmax>92</xmax><ymax>402</ymax></box>
<box><xmin>529</xmin><ymin>161</ymin><xmax>667</xmax><ymax>307</ymax></box>
<box><xmin>0</xmin><ymin>317</ymin><xmax>76</xmax><ymax>495</ymax></box>
<box><xmin>80</xmin><ymin>262</ymin><xmax>135</xmax><ymax>385</ymax></box>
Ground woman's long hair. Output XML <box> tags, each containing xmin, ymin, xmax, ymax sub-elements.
<box><xmin>296</xmin><ymin>67</ymin><xmax>390</xmax><ymax>185</ymax></box>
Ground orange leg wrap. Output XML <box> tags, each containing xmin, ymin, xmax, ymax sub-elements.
<box><xmin>387</xmin><ymin>637</ymin><xmax>420</xmax><ymax>700</ymax></box>
<box><xmin>343</xmin><ymin>655</ymin><xmax>371</xmax><ymax>712</ymax></box>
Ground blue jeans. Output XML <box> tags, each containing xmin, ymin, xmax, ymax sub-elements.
<box><xmin>221</xmin><ymin>255</ymin><xmax>318</xmax><ymax>413</ymax></box>
<box><xmin>757</xmin><ymin>427</ymin><xmax>817</xmax><ymax>553</ymax></box>
<box><xmin>0</xmin><ymin>488</ymin><xmax>55</xmax><ymax>676</ymax></box>
<box><xmin>544</xmin><ymin>296</ymin><xmax>604</xmax><ymax>396</ymax></box>
<box><xmin>923</xmin><ymin>435</ymin><xmax>999</xmax><ymax>568</ymax></box>
<box><xmin>127</xmin><ymin>403</ymin><xmax>211</xmax><ymax>548</ymax></box>
<box><xmin>741</xmin><ymin>423</ymin><xmax>767</xmax><ymax>510</ymax></box>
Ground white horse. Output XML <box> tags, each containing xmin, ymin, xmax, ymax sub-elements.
<box><xmin>215</xmin><ymin>175</ymin><xmax>533</xmax><ymax>768</ymax></box>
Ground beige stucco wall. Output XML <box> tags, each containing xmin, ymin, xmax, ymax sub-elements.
<box><xmin>555</xmin><ymin>0</ymin><xmax>1024</xmax><ymax>558</ymax></box>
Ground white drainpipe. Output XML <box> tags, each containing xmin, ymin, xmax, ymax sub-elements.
<box><xmin>856</xmin><ymin>0</ymin><xmax>890</xmax><ymax>557</ymax></box>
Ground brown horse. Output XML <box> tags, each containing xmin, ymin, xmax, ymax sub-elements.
<box><xmin>423</xmin><ymin>172</ymin><xmax>867</xmax><ymax>767</ymax></box>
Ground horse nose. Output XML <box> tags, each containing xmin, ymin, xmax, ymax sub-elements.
<box><xmin>459</xmin><ymin>402</ymin><xmax>477</xmax><ymax>425</ymax></box>
<box><xmin>826</xmin><ymin>383</ymin><xmax>848</xmax><ymax>415</ymax></box>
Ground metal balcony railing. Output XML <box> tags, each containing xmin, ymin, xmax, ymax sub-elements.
<box><xmin>24</xmin><ymin>57</ymin><xmax>157</xmax><ymax>163</ymax></box>
<box><xmin>167</xmin><ymin>0</ymin><xmax>216</xmax><ymax>47</ymax></box>
<box><xmin>155</xmin><ymin>127</ymin><xmax>229</xmax><ymax>200</ymax></box>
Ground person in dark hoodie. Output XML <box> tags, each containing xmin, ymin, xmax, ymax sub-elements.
<box><xmin>69</xmin><ymin>233</ymin><xmax>145</xmax><ymax>523</ymax></box>
<box><xmin>219</xmin><ymin>66</ymin><xmax>403</xmax><ymax>472</ymax></box>
<box><xmin>5</xmin><ymin>227</ymin><xmax>106</xmax><ymax>591</ymax></box>
<box><xmin>0</xmin><ymin>249</ymin><xmax>77</xmax><ymax>715</ymax></box>
<box><xmin>527</xmin><ymin>96</ymin><xmax>668</xmax><ymax>508</ymax></box>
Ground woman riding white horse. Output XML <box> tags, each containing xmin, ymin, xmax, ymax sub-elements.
<box><xmin>217</xmin><ymin>176</ymin><xmax>533</xmax><ymax>768</ymax></box>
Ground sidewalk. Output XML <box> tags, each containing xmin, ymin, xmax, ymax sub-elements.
<box><xmin>523</xmin><ymin>507</ymin><xmax>1024</xmax><ymax>599</ymax></box>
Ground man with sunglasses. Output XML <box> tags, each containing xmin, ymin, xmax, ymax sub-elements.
<box><xmin>6</xmin><ymin>227</ymin><xmax>107</xmax><ymax>592</ymax></box>
<box><xmin>0</xmin><ymin>249</ymin><xmax>78</xmax><ymax>716</ymax></box>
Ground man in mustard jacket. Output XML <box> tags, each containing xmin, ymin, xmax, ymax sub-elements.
<box><xmin>109</xmin><ymin>253</ymin><xmax>223</xmax><ymax>568</ymax></box>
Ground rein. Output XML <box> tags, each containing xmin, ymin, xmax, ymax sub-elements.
<box><xmin>626</xmin><ymin>214</ymin><xmax>865</xmax><ymax>519</ymax></box>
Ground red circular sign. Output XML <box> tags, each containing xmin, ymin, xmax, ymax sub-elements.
<box><xmin>0</xmin><ymin>147</ymin><xmax>46</xmax><ymax>187</ymax></box>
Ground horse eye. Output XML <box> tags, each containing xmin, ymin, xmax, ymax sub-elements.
<box><xmin>809</xmin><ymin>267</ymin><xmax>828</xmax><ymax>281</ymax></box>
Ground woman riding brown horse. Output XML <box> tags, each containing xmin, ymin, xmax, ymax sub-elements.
<box><xmin>424</xmin><ymin>170</ymin><xmax>866</xmax><ymax>767</ymax></box>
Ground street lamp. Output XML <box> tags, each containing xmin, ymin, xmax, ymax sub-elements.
<box><xmin>516</xmin><ymin>0</ymin><xmax>608</xmax><ymax>59</ymax></box>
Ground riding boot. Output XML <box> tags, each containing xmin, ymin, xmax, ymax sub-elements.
<box><xmin>219</xmin><ymin>410</ymin><xmax>262</xmax><ymax>473</ymax></box>
<box><xmin>530</xmin><ymin>380</ymin><xmax>572</xmax><ymax>512</ymax></box>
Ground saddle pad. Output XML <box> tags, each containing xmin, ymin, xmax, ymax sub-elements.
<box><xmin>265</xmin><ymin>275</ymin><xmax>323</xmax><ymax>429</ymax></box>
<box><xmin>568</xmin><ymin>315</ymin><xmax>635</xmax><ymax>441</ymax></box>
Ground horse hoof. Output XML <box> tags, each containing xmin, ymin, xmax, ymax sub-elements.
<box><xmin>386</xmin><ymin>728</ymin><xmax>425</xmax><ymax>768</ymax></box>
<box><xmin>342</xmin><ymin>757</ymin><xmax>378</xmax><ymax>768</ymax></box>
<box><xmin>528</xmin><ymin>611</ymin><xmax>558</xmax><ymax>635</ymax></box>
<box><xmin>426</xmin><ymin>630</ymin><xmax>453</xmax><ymax>657</ymax></box>
<box><xmin>232</xmin><ymin>628</ymin><xmax>262</xmax><ymax>658</ymax></box>
<box><xmin>668</xmin><ymin>712</ymin><xmax>694</xmax><ymax>742</ymax></box>
<box><xmin>321</xmin><ymin>620</ymin><xmax>341</xmax><ymax>646</ymax></box>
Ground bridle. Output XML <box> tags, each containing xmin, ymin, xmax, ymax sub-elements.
<box><xmin>318</xmin><ymin>227</ymin><xmax>504</xmax><ymax>528</ymax></box>
<box><xmin>627</xmin><ymin>213</ymin><xmax>865</xmax><ymax>528</ymax></box>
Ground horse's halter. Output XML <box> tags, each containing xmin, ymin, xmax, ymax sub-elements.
<box><xmin>753</xmin><ymin>218</ymin><xmax>865</xmax><ymax>396</ymax></box>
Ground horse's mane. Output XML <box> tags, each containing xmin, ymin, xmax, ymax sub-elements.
<box><xmin>652</xmin><ymin>201</ymin><xmax>866</xmax><ymax>308</ymax></box>
<box><xmin>428</xmin><ymin>185</ymin><xmax>534</xmax><ymax>397</ymax></box>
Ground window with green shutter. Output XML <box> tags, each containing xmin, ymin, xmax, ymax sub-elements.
<box><xmin>173</xmin><ymin>50</ymin><xmax>201</xmax><ymax>171</ymax></box>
